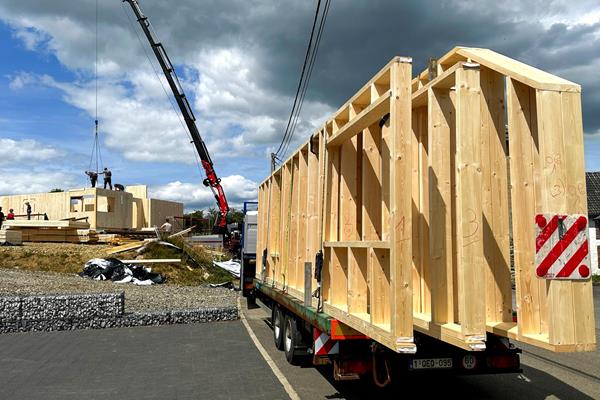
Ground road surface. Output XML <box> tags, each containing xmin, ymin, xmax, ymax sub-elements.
<box><xmin>1</xmin><ymin>287</ymin><xmax>598</xmax><ymax>399</ymax></box>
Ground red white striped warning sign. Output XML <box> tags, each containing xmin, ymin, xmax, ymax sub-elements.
<box><xmin>535</xmin><ymin>214</ymin><xmax>591</xmax><ymax>280</ymax></box>
<box><xmin>313</xmin><ymin>328</ymin><xmax>339</xmax><ymax>356</ymax></box>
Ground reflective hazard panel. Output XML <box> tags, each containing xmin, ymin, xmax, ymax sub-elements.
<box><xmin>535</xmin><ymin>214</ymin><xmax>591</xmax><ymax>280</ymax></box>
<box><xmin>313</xmin><ymin>328</ymin><xmax>339</xmax><ymax>356</ymax></box>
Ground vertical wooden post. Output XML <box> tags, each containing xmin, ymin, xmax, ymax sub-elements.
<box><xmin>480</xmin><ymin>67</ymin><xmax>512</xmax><ymax>325</ymax></box>
<box><xmin>428</xmin><ymin>86</ymin><xmax>455</xmax><ymax>325</ymax></box>
<box><xmin>455</xmin><ymin>64</ymin><xmax>485</xmax><ymax>338</ymax></box>
<box><xmin>389</xmin><ymin>58</ymin><xmax>414</xmax><ymax>349</ymax></box>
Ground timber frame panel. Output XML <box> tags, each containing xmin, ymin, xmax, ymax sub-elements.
<box><xmin>256</xmin><ymin>47</ymin><xmax>595</xmax><ymax>353</ymax></box>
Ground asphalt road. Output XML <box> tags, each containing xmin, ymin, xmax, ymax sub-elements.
<box><xmin>0</xmin><ymin>321</ymin><xmax>288</xmax><ymax>400</ymax></box>
<box><xmin>1</xmin><ymin>287</ymin><xmax>598</xmax><ymax>399</ymax></box>
<box><xmin>242</xmin><ymin>287</ymin><xmax>600</xmax><ymax>399</ymax></box>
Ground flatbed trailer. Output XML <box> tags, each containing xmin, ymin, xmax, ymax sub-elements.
<box><xmin>252</xmin><ymin>280</ymin><xmax>521</xmax><ymax>383</ymax></box>
<box><xmin>244</xmin><ymin>46</ymin><xmax>595</xmax><ymax>385</ymax></box>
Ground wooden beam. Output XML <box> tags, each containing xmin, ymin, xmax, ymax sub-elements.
<box><xmin>389</xmin><ymin>58</ymin><xmax>414</xmax><ymax>346</ymax></box>
<box><xmin>454</xmin><ymin>64</ymin><xmax>486</xmax><ymax>339</ymax></box>
<box><xmin>323</xmin><ymin>241</ymin><xmax>390</xmax><ymax>249</ymax></box>
<box><xmin>480</xmin><ymin>67</ymin><xmax>512</xmax><ymax>325</ymax></box>
<box><xmin>328</xmin><ymin>92</ymin><xmax>391</xmax><ymax>148</ymax></box>
<box><xmin>428</xmin><ymin>86</ymin><xmax>455</xmax><ymax>325</ymax></box>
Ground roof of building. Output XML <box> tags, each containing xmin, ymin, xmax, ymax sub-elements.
<box><xmin>587</xmin><ymin>172</ymin><xmax>600</xmax><ymax>219</ymax></box>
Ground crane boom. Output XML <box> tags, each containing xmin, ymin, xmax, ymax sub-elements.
<box><xmin>123</xmin><ymin>0</ymin><xmax>229</xmax><ymax>233</ymax></box>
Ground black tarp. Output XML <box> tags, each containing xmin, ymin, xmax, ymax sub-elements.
<box><xmin>80</xmin><ymin>258</ymin><xmax>166</xmax><ymax>285</ymax></box>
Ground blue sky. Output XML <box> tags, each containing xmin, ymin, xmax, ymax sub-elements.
<box><xmin>0</xmin><ymin>0</ymin><xmax>599</xmax><ymax>210</ymax></box>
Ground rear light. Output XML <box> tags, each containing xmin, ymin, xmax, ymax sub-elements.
<box><xmin>486</xmin><ymin>354</ymin><xmax>519</xmax><ymax>369</ymax></box>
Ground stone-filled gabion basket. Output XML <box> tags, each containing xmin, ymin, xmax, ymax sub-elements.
<box><xmin>0</xmin><ymin>293</ymin><xmax>238</xmax><ymax>334</ymax></box>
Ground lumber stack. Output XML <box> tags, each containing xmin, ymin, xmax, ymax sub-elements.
<box><xmin>2</xmin><ymin>220</ymin><xmax>97</xmax><ymax>244</ymax></box>
<box><xmin>256</xmin><ymin>47</ymin><xmax>595</xmax><ymax>354</ymax></box>
<box><xmin>0</xmin><ymin>229</ymin><xmax>23</xmax><ymax>245</ymax></box>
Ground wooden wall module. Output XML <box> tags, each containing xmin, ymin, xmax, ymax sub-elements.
<box><xmin>256</xmin><ymin>47</ymin><xmax>595</xmax><ymax>354</ymax></box>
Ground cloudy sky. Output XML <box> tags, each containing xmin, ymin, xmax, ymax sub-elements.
<box><xmin>0</xmin><ymin>0</ymin><xmax>599</xmax><ymax>211</ymax></box>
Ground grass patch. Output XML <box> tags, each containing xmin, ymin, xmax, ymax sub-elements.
<box><xmin>592</xmin><ymin>274</ymin><xmax>600</xmax><ymax>284</ymax></box>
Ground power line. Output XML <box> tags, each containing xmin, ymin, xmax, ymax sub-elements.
<box><xmin>279</xmin><ymin>0</ymin><xmax>331</xmax><ymax>160</ymax></box>
<box><xmin>273</xmin><ymin>0</ymin><xmax>322</xmax><ymax>158</ymax></box>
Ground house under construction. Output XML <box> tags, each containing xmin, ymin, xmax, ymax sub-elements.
<box><xmin>0</xmin><ymin>185</ymin><xmax>182</xmax><ymax>231</ymax></box>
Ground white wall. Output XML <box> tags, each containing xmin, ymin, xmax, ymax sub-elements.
<box><xmin>590</xmin><ymin>220</ymin><xmax>599</xmax><ymax>276</ymax></box>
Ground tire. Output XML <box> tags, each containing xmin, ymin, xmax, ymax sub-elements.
<box><xmin>283</xmin><ymin>315</ymin><xmax>305</xmax><ymax>365</ymax></box>
<box><xmin>272</xmin><ymin>306</ymin><xmax>284</xmax><ymax>350</ymax></box>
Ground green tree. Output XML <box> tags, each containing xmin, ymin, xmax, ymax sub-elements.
<box><xmin>49</xmin><ymin>188</ymin><xmax>64</xmax><ymax>193</ymax></box>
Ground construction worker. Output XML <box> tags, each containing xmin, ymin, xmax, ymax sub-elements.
<box><xmin>0</xmin><ymin>207</ymin><xmax>4</xmax><ymax>229</ymax></box>
<box><xmin>6</xmin><ymin>209</ymin><xmax>15</xmax><ymax>220</ymax></box>
<box><xmin>160</xmin><ymin>218</ymin><xmax>172</xmax><ymax>239</ymax></box>
<box><xmin>103</xmin><ymin>167</ymin><xmax>113</xmax><ymax>190</ymax></box>
<box><xmin>85</xmin><ymin>170</ymin><xmax>98</xmax><ymax>188</ymax></box>
<box><xmin>25</xmin><ymin>202</ymin><xmax>31</xmax><ymax>220</ymax></box>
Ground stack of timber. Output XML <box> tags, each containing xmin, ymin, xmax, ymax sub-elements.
<box><xmin>3</xmin><ymin>220</ymin><xmax>98</xmax><ymax>244</ymax></box>
<box><xmin>0</xmin><ymin>229</ymin><xmax>23</xmax><ymax>245</ymax></box>
<box><xmin>256</xmin><ymin>47</ymin><xmax>596</xmax><ymax>354</ymax></box>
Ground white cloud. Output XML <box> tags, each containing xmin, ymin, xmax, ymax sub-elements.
<box><xmin>0</xmin><ymin>138</ymin><xmax>63</xmax><ymax>165</ymax></box>
<box><xmin>0</xmin><ymin>170</ymin><xmax>77</xmax><ymax>196</ymax></box>
<box><xmin>149</xmin><ymin>174</ymin><xmax>257</xmax><ymax>210</ymax></box>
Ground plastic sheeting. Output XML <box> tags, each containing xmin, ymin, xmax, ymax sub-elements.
<box><xmin>212</xmin><ymin>259</ymin><xmax>241</xmax><ymax>278</ymax></box>
<box><xmin>80</xmin><ymin>258</ymin><xmax>166</xmax><ymax>285</ymax></box>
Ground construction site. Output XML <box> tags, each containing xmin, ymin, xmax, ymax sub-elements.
<box><xmin>0</xmin><ymin>1</ymin><xmax>599</xmax><ymax>399</ymax></box>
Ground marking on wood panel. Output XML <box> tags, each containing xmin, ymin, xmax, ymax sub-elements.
<box><xmin>535</xmin><ymin>214</ymin><xmax>591</xmax><ymax>280</ymax></box>
<box><xmin>462</xmin><ymin>208</ymin><xmax>480</xmax><ymax>247</ymax></box>
<box><xmin>545</xmin><ymin>154</ymin><xmax>561</xmax><ymax>174</ymax></box>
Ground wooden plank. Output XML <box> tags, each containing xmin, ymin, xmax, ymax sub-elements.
<box><xmin>411</xmin><ymin>106</ymin><xmax>431</xmax><ymax>316</ymax></box>
<box><xmin>362</xmin><ymin>122</ymin><xmax>382</xmax><ymax>241</ymax></box>
<box><xmin>328</xmin><ymin>92</ymin><xmax>391</xmax><ymax>147</ymax></box>
<box><xmin>340</xmin><ymin>137</ymin><xmax>359</xmax><ymax>241</ymax></box>
<box><xmin>120</xmin><ymin>259</ymin><xmax>181</xmax><ymax>264</ymax></box>
<box><xmin>480</xmin><ymin>67</ymin><xmax>512</xmax><ymax>325</ymax></box>
<box><xmin>330</xmin><ymin>247</ymin><xmax>348</xmax><ymax>310</ymax></box>
<box><xmin>412</xmin><ymin>47</ymin><xmax>580</xmax><ymax>93</ymax></box>
<box><xmin>296</xmin><ymin>150</ymin><xmax>309</xmax><ymax>291</ymax></box>
<box><xmin>324</xmin><ymin>147</ymin><xmax>341</xmax><ymax>242</ymax></box>
<box><xmin>370</xmin><ymin>248</ymin><xmax>390</xmax><ymax>330</ymax></box>
<box><xmin>348</xmin><ymin>248</ymin><xmax>369</xmax><ymax>316</ymax></box>
<box><xmin>455</xmin><ymin>64</ymin><xmax>486</xmax><ymax>338</ymax></box>
<box><xmin>428</xmin><ymin>86</ymin><xmax>455</xmax><ymax>325</ymax></box>
<box><xmin>560</xmin><ymin>91</ymin><xmax>596</xmax><ymax>349</ymax></box>
<box><xmin>288</xmin><ymin>156</ymin><xmax>300</xmax><ymax>289</ymax></box>
<box><xmin>507</xmin><ymin>78</ymin><xmax>542</xmax><ymax>337</ymax></box>
<box><xmin>323</xmin><ymin>241</ymin><xmax>390</xmax><ymax>249</ymax></box>
<box><xmin>389</xmin><ymin>59</ymin><xmax>414</xmax><ymax>347</ymax></box>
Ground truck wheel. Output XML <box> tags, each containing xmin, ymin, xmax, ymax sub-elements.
<box><xmin>283</xmin><ymin>315</ymin><xmax>305</xmax><ymax>365</ymax></box>
<box><xmin>273</xmin><ymin>306</ymin><xmax>284</xmax><ymax>350</ymax></box>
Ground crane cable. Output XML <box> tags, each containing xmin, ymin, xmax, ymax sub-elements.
<box><xmin>275</xmin><ymin>0</ymin><xmax>331</xmax><ymax>162</ymax></box>
<box><xmin>88</xmin><ymin>0</ymin><xmax>104</xmax><ymax>175</ymax></box>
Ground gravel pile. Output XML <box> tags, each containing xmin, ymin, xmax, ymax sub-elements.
<box><xmin>0</xmin><ymin>268</ymin><xmax>238</xmax><ymax>313</ymax></box>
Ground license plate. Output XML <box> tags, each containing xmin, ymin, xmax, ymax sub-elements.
<box><xmin>410</xmin><ymin>358</ymin><xmax>453</xmax><ymax>370</ymax></box>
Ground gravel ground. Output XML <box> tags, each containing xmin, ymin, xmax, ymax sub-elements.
<box><xmin>0</xmin><ymin>268</ymin><xmax>238</xmax><ymax>313</ymax></box>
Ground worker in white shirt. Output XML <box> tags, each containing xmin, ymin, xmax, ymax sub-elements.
<box><xmin>160</xmin><ymin>218</ymin><xmax>173</xmax><ymax>239</ymax></box>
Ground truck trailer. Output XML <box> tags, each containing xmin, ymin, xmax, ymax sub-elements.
<box><xmin>243</xmin><ymin>46</ymin><xmax>596</xmax><ymax>385</ymax></box>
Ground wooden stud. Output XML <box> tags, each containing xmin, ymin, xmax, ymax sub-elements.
<box><xmin>389</xmin><ymin>59</ymin><xmax>414</xmax><ymax>346</ymax></box>
<box><xmin>428</xmin><ymin>86</ymin><xmax>455</xmax><ymax>325</ymax></box>
<box><xmin>480</xmin><ymin>67</ymin><xmax>512</xmax><ymax>325</ymax></box>
<box><xmin>455</xmin><ymin>64</ymin><xmax>486</xmax><ymax>338</ymax></box>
